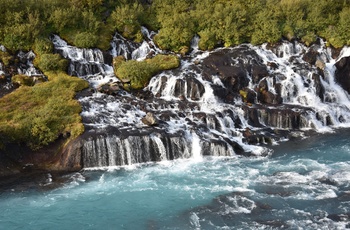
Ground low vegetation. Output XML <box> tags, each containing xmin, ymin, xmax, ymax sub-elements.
<box><xmin>115</xmin><ymin>54</ymin><xmax>180</xmax><ymax>89</ymax></box>
<box><xmin>1</xmin><ymin>0</ymin><xmax>350</xmax><ymax>53</ymax></box>
<box><xmin>0</xmin><ymin>71</ymin><xmax>88</xmax><ymax>150</ymax></box>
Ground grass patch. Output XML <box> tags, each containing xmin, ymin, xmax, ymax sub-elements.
<box><xmin>114</xmin><ymin>54</ymin><xmax>180</xmax><ymax>89</ymax></box>
<box><xmin>0</xmin><ymin>71</ymin><xmax>88</xmax><ymax>150</ymax></box>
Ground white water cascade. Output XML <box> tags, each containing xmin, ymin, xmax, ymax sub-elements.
<box><xmin>50</xmin><ymin>30</ymin><xmax>350</xmax><ymax>168</ymax></box>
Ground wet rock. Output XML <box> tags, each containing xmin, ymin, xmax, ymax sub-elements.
<box><xmin>267</xmin><ymin>62</ymin><xmax>278</xmax><ymax>70</ymax></box>
<box><xmin>186</xmin><ymin>76</ymin><xmax>205</xmax><ymax>100</ymax></box>
<box><xmin>258</xmin><ymin>90</ymin><xmax>282</xmax><ymax>105</ymax></box>
<box><xmin>335</xmin><ymin>56</ymin><xmax>350</xmax><ymax>94</ymax></box>
<box><xmin>327</xmin><ymin>213</ymin><xmax>350</xmax><ymax>222</ymax></box>
<box><xmin>303</xmin><ymin>46</ymin><xmax>319</xmax><ymax>65</ymax></box>
<box><xmin>202</xmin><ymin>47</ymin><xmax>265</xmax><ymax>93</ymax></box>
<box><xmin>312</xmin><ymin>73</ymin><xmax>325</xmax><ymax>101</ymax></box>
<box><xmin>97</xmin><ymin>81</ymin><xmax>121</xmax><ymax>95</ymax></box>
<box><xmin>251</xmin><ymin>64</ymin><xmax>269</xmax><ymax>84</ymax></box>
<box><xmin>141</xmin><ymin>112</ymin><xmax>158</xmax><ymax>126</ymax></box>
<box><xmin>240</xmin><ymin>88</ymin><xmax>256</xmax><ymax>104</ymax></box>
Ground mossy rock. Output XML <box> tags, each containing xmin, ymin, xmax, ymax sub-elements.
<box><xmin>115</xmin><ymin>54</ymin><xmax>180</xmax><ymax>90</ymax></box>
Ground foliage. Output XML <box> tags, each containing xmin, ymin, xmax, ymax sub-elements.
<box><xmin>0</xmin><ymin>71</ymin><xmax>88</xmax><ymax>149</ymax></box>
<box><xmin>107</xmin><ymin>2</ymin><xmax>144</xmax><ymax>42</ymax></box>
<box><xmin>37</xmin><ymin>54</ymin><xmax>68</xmax><ymax>72</ymax></box>
<box><xmin>1</xmin><ymin>0</ymin><xmax>350</xmax><ymax>51</ymax></box>
<box><xmin>115</xmin><ymin>54</ymin><xmax>180</xmax><ymax>89</ymax></box>
<box><xmin>74</xmin><ymin>32</ymin><xmax>99</xmax><ymax>48</ymax></box>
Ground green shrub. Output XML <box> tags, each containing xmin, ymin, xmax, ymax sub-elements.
<box><xmin>33</xmin><ymin>38</ymin><xmax>54</xmax><ymax>55</ymax></box>
<box><xmin>74</xmin><ymin>32</ymin><xmax>98</xmax><ymax>48</ymax></box>
<box><xmin>108</xmin><ymin>3</ymin><xmax>144</xmax><ymax>42</ymax></box>
<box><xmin>115</xmin><ymin>54</ymin><xmax>179</xmax><ymax>89</ymax></box>
<box><xmin>37</xmin><ymin>54</ymin><xmax>68</xmax><ymax>72</ymax></box>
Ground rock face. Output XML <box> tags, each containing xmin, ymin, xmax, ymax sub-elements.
<box><xmin>335</xmin><ymin>56</ymin><xmax>350</xmax><ymax>94</ymax></box>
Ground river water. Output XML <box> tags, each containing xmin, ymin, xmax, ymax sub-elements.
<box><xmin>0</xmin><ymin>129</ymin><xmax>349</xmax><ymax>229</ymax></box>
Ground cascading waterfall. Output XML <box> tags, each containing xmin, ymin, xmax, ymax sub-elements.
<box><xmin>51</xmin><ymin>30</ymin><xmax>350</xmax><ymax>168</ymax></box>
<box><xmin>253</xmin><ymin>41</ymin><xmax>350</xmax><ymax>131</ymax></box>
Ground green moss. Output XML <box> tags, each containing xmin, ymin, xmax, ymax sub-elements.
<box><xmin>112</xmin><ymin>56</ymin><xmax>126</xmax><ymax>70</ymax></box>
<box><xmin>11</xmin><ymin>74</ymin><xmax>34</xmax><ymax>86</ymax></box>
<box><xmin>0</xmin><ymin>71</ymin><xmax>88</xmax><ymax>150</ymax></box>
<box><xmin>115</xmin><ymin>54</ymin><xmax>180</xmax><ymax>90</ymax></box>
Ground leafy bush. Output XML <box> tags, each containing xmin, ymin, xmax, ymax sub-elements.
<box><xmin>37</xmin><ymin>54</ymin><xmax>68</xmax><ymax>72</ymax></box>
<box><xmin>108</xmin><ymin>2</ymin><xmax>144</xmax><ymax>42</ymax></box>
<box><xmin>115</xmin><ymin>54</ymin><xmax>179</xmax><ymax>89</ymax></box>
<box><xmin>74</xmin><ymin>32</ymin><xmax>98</xmax><ymax>48</ymax></box>
<box><xmin>33</xmin><ymin>38</ymin><xmax>54</xmax><ymax>55</ymax></box>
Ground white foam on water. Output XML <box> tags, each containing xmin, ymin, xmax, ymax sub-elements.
<box><xmin>336</xmin><ymin>46</ymin><xmax>350</xmax><ymax>61</ymax></box>
<box><xmin>189</xmin><ymin>212</ymin><xmax>201</xmax><ymax>229</ymax></box>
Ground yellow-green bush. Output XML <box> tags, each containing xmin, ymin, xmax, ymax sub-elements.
<box><xmin>115</xmin><ymin>54</ymin><xmax>180</xmax><ymax>89</ymax></box>
<box><xmin>37</xmin><ymin>54</ymin><xmax>68</xmax><ymax>72</ymax></box>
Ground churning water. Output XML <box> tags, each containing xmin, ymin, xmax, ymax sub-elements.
<box><xmin>1</xmin><ymin>130</ymin><xmax>349</xmax><ymax>229</ymax></box>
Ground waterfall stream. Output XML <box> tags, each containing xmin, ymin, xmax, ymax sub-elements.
<box><xmin>51</xmin><ymin>30</ymin><xmax>350</xmax><ymax>168</ymax></box>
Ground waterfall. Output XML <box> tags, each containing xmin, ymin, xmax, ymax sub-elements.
<box><xmin>51</xmin><ymin>35</ymin><xmax>113</xmax><ymax>78</ymax></box>
<box><xmin>50</xmin><ymin>31</ymin><xmax>350</xmax><ymax>169</ymax></box>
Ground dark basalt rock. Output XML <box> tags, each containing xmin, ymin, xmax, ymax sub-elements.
<box><xmin>303</xmin><ymin>45</ymin><xmax>319</xmax><ymax>65</ymax></box>
<box><xmin>242</xmin><ymin>105</ymin><xmax>309</xmax><ymax>130</ymax></box>
<box><xmin>201</xmin><ymin>47</ymin><xmax>268</xmax><ymax>94</ymax></box>
<box><xmin>312</xmin><ymin>73</ymin><xmax>325</xmax><ymax>101</ymax></box>
<box><xmin>258</xmin><ymin>90</ymin><xmax>283</xmax><ymax>105</ymax></box>
<box><xmin>335</xmin><ymin>56</ymin><xmax>350</xmax><ymax>94</ymax></box>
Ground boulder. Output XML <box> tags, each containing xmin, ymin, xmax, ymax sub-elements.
<box><xmin>302</xmin><ymin>46</ymin><xmax>319</xmax><ymax>65</ymax></box>
<box><xmin>141</xmin><ymin>112</ymin><xmax>158</xmax><ymax>126</ymax></box>
<box><xmin>97</xmin><ymin>81</ymin><xmax>121</xmax><ymax>95</ymax></box>
<box><xmin>258</xmin><ymin>90</ymin><xmax>282</xmax><ymax>105</ymax></box>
